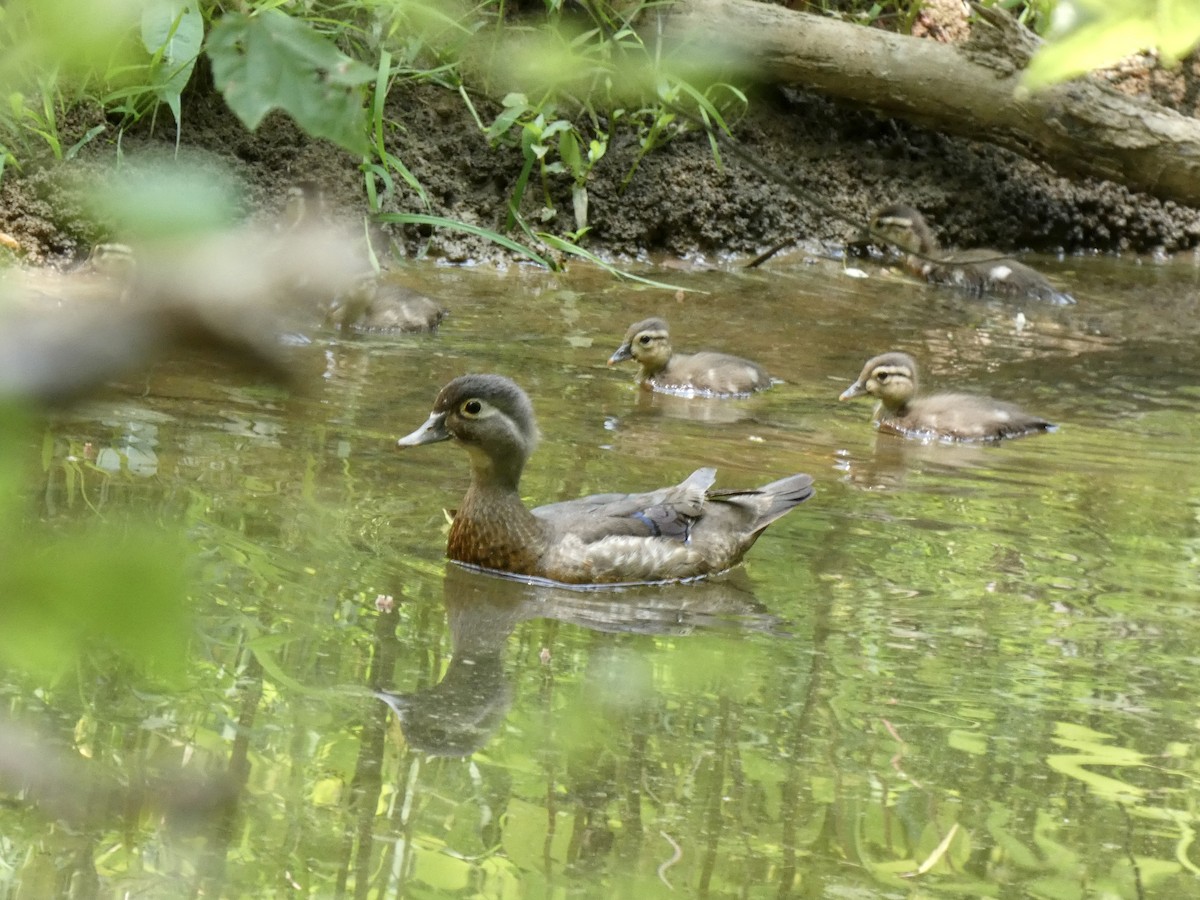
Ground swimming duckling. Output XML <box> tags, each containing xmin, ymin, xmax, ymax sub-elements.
<box><xmin>839</xmin><ymin>351</ymin><xmax>1055</xmax><ymax>442</ymax></box>
<box><xmin>398</xmin><ymin>374</ymin><xmax>813</xmax><ymax>586</ymax></box>
<box><xmin>327</xmin><ymin>273</ymin><xmax>447</xmax><ymax>333</ymax></box>
<box><xmin>870</xmin><ymin>205</ymin><xmax>1074</xmax><ymax>305</ymax></box>
<box><xmin>608</xmin><ymin>317</ymin><xmax>772</xmax><ymax>397</ymax></box>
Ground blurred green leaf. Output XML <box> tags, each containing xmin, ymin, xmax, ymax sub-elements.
<box><xmin>207</xmin><ymin>8</ymin><xmax>374</xmax><ymax>154</ymax></box>
<box><xmin>86</xmin><ymin>159</ymin><xmax>242</xmax><ymax>239</ymax></box>
<box><xmin>1024</xmin><ymin>0</ymin><xmax>1200</xmax><ymax>89</ymax></box>
<box><xmin>0</xmin><ymin>408</ymin><xmax>189</xmax><ymax>683</ymax></box>
<box><xmin>0</xmin><ymin>0</ymin><xmax>145</xmax><ymax>85</ymax></box>
<box><xmin>1025</xmin><ymin>19</ymin><xmax>1156</xmax><ymax>88</ymax></box>
<box><xmin>0</xmin><ymin>528</ymin><xmax>191</xmax><ymax>683</ymax></box>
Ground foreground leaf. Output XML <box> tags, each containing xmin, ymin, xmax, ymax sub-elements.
<box><xmin>207</xmin><ymin>9</ymin><xmax>373</xmax><ymax>154</ymax></box>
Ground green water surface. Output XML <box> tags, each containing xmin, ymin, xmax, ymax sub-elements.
<box><xmin>4</xmin><ymin>253</ymin><xmax>1200</xmax><ymax>898</ymax></box>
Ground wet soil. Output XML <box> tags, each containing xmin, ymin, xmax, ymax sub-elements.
<box><xmin>4</xmin><ymin>70</ymin><xmax>1200</xmax><ymax>266</ymax></box>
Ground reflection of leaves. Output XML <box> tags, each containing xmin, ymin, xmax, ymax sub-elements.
<box><xmin>207</xmin><ymin>9</ymin><xmax>373</xmax><ymax>154</ymax></box>
<box><xmin>1046</xmin><ymin>721</ymin><xmax>1147</xmax><ymax>800</ymax></box>
<box><xmin>986</xmin><ymin>805</ymin><xmax>1045</xmax><ymax>871</ymax></box>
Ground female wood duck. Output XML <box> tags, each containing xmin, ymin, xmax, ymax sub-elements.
<box><xmin>608</xmin><ymin>317</ymin><xmax>772</xmax><ymax>397</ymax></box>
<box><xmin>398</xmin><ymin>374</ymin><xmax>814</xmax><ymax>586</ymax></box>
<box><xmin>839</xmin><ymin>352</ymin><xmax>1055</xmax><ymax>442</ymax></box>
<box><xmin>870</xmin><ymin>205</ymin><xmax>1075</xmax><ymax>305</ymax></box>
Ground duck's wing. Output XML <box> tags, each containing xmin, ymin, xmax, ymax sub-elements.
<box><xmin>532</xmin><ymin>469</ymin><xmax>813</xmax><ymax>585</ymax></box>
<box><xmin>910</xmin><ymin>393</ymin><xmax>1055</xmax><ymax>440</ymax></box>
<box><xmin>532</xmin><ymin>467</ymin><xmax>716</xmax><ymax>543</ymax></box>
<box><xmin>662</xmin><ymin>351</ymin><xmax>772</xmax><ymax>395</ymax></box>
<box><xmin>938</xmin><ymin>250</ymin><xmax>1074</xmax><ymax>305</ymax></box>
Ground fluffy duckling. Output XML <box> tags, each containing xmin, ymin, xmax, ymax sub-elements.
<box><xmin>839</xmin><ymin>351</ymin><xmax>1055</xmax><ymax>442</ymax></box>
<box><xmin>870</xmin><ymin>205</ymin><xmax>1074</xmax><ymax>305</ymax></box>
<box><xmin>398</xmin><ymin>374</ymin><xmax>814</xmax><ymax>585</ymax></box>
<box><xmin>327</xmin><ymin>274</ymin><xmax>447</xmax><ymax>333</ymax></box>
<box><xmin>607</xmin><ymin>317</ymin><xmax>772</xmax><ymax>397</ymax></box>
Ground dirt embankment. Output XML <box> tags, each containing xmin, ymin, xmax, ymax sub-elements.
<box><xmin>3</xmin><ymin>64</ymin><xmax>1200</xmax><ymax>267</ymax></box>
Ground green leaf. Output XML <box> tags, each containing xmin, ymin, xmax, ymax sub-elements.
<box><xmin>207</xmin><ymin>9</ymin><xmax>373</xmax><ymax>154</ymax></box>
<box><xmin>142</xmin><ymin>0</ymin><xmax>204</xmax><ymax>130</ymax></box>
<box><xmin>1157</xmin><ymin>0</ymin><xmax>1200</xmax><ymax>57</ymax></box>
<box><xmin>1024</xmin><ymin>18</ymin><xmax>1156</xmax><ymax>88</ymax></box>
<box><xmin>0</xmin><ymin>518</ymin><xmax>190</xmax><ymax>684</ymax></box>
<box><xmin>535</xmin><ymin>232</ymin><xmax>699</xmax><ymax>292</ymax></box>
<box><xmin>486</xmin><ymin>103</ymin><xmax>528</xmax><ymax>142</ymax></box>
<box><xmin>1023</xmin><ymin>0</ymin><xmax>1200</xmax><ymax>89</ymax></box>
<box><xmin>559</xmin><ymin>128</ymin><xmax>582</xmax><ymax>178</ymax></box>
<box><xmin>374</xmin><ymin>212</ymin><xmax>558</xmax><ymax>268</ymax></box>
<box><xmin>89</xmin><ymin>162</ymin><xmax>241</xmax><ymax>237</ymax></box>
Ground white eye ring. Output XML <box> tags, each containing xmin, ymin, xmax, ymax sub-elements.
<box><xmin>460</xmin><ymin>398</ymin><xmax>484</xmax><ymax>418</ymax></box>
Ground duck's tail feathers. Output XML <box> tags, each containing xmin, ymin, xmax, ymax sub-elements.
<box><xmin>710</xmin><ymin>473</ymin><xmax>814</xmax><ymax>529</ymax></box>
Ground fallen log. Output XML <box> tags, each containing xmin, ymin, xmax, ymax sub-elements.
<box><xmin>662</xmin><ymin>0</ymin><xmax>1200</xmax><ymax>206</ymax></box>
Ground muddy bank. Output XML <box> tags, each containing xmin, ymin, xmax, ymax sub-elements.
<box><xmin>3</xmin><ymin>75</ymin><xmax>1200</xmax><ymax>267</ymax></box>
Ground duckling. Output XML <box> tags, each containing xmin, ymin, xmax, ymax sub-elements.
<box><xmin>607</xmin><ymin>317</ymin><xmax>772</xmax><ymax>397</ymax></box>
<box><xmin>870</xmin><ymin>205</ymin><xmax>1075</xmax><ymax>305</ymax></box>
<box><xmin>327</xmin><ymin>273</ymin><xmax>446</xmax><ymax>333</ymax></box>
<box><xmin>398</xmin><ymin>374</ymin><xmax>814</xmax><ymax>586</ymax></box>
<box><xmin>839</xmin><ymin>351</ymin><xmax>1055</xmax><ymax>442</ymax></box>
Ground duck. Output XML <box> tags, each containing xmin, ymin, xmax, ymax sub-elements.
<box><xmin>326</xmin><ymin>273</ymin><xmax>447</xmax><ymax>333</ymax></box>
<box><xmin>397</xmin><ymin>374</ymin><xmax>814</xmax><ymax>586</ymax></box>
<box><xmin>869</xmin><ymin>205</ymin><xmax>1075</xmax><ymax>305</ymax></box>
<box><xmin>607</xmin><ymin>317</ymin><xmax>772</xmax><ymax>396</ymax></box>
<box><xmin>839</xmin><ymin>351</ymin><xmax>1055</xmax><ymax>442</ymax></box>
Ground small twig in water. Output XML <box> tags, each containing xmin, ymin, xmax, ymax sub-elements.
<box><xmin>902</xmin><ymin>822</ymin><xmax>959</xmax><ymax>878</ymax></box>
<box><xmin>658</xmin><ymin>830</ymin><xmax>682</xmax><ymax>889</ymax></box>
<box><xmin>1119</xmin><ymin>803</ymin><xmax>1146</xmax><ymax>900</ymax></box>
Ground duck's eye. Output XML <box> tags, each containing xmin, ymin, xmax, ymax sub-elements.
<box><xmin>638</xmin><ymin>335</ymin><xmax>652</xmax><ymax>345</ymax></box>
<box><xmin>876</xmin><ymin>372</ymin><xmax>889</xmax><ymax>382</ymax></box>
<box><xmin>460</xmin><ymin>399</ymin><xmax>483</xmax><ymax>417</ymax></box>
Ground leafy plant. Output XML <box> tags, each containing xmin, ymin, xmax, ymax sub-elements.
<box><xmin>139</xmin><ymin>0</ymin><xmax>204</xmax><ymax>147</ymax></box>
<box><xmin>486</xmin><ymin>94</ymin><xmax>607</xmax><ymax>233</ymax></box>
<box><xmin>0</xmin><ymin>0</ymin><xmax>748</xmax><ymax>269</ymax></box>
<box><xmin>362</xmin><ymin>48</ymin><xmax>429</xmax><ymax>218</ymax></box>
<box><xmin>478</xmin><ymin>2</ymin><xmax>747</xmax><ymax>235</ymax></box>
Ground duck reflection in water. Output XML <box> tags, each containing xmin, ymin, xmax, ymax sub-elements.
<box><xmin>375</xmin><ymin>564</ymin><xmax>786</xmax><ymax>758</ymax></box>
<box><xmin>624</xmin><ymin>385</ymin><xmax>761</xmax><ymax>424</ymax></box>
<box><xmin>837</xmin><ymin>432</ymin><xmax>1000</xmax><ymax>492</ymax></box>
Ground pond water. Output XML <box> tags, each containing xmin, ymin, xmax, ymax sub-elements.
<box><xmin>5</xmin><ymin>250</ymin><xmax>1200</xmax><ymax>898</ymax></box>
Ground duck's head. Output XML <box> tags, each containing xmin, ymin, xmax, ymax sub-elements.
<box><xmin>839</xmin><ymin>352</ymin><xmax>918</xmax><ymax>410</ymax></box>
<box><xmin>869</xmin><ymin>206</ymin><xmax>938</xmax><ymax>256</ymax></box>
<box><xmin>608</xmin><ymin>317</ymin><xmax>673</xmax><ymax>373</ymax></box>
<box><xmin>399</xmin><ymin>374</ymin><xmax>539</xmax><ymax>485</ymax></box>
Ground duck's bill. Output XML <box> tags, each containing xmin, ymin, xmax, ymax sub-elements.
<box><xmin>607</xmin><ymin>344</ymin><xmax>632</xmax><ymax>365</ymax></box>
<box><xmin>838</xmin><ymin>382</ymin><xmax>865</xmax><ymax>401</ymax></box>
<box><xmin>397</xmin><ymin>411</ymin><xmax>450</xmax><ymax>447</ymax></box>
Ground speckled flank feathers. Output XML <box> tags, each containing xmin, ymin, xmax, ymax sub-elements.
<box><xmin>399</xmin><ymin>374</ymin><xmax>813</xmax><ymax>586</ymax></box>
